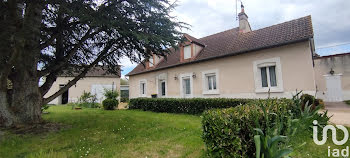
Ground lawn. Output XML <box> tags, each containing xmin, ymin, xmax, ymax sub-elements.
<box><xmin>0</xmin><ymin>106</ymin><xmax>205</xmax><ymax>158</ymax></box>
<box><xmin>0</xmin><ymin>106</ymin><xmax>349</xmax><ymax>158</ymax></box>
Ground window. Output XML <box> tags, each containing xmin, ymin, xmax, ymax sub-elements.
<box><xmin>179</xmin><ymin>73</ymin><xmax>193</xmax><ymax>98</ymax></box>
<box><xmin>140</xmin><ymin>83</ymin><xmax>145</xmax><ymax>94</ymax></box>
<box><xmin>161</xmin><ymin>80</ymin><xmax>166</xmax><ymax>96</ymax></box>
<box><xmin>157</xmin><ymin>73</ymin><xmax>167</xmax><ymax>97</ymax></box>
<box><xmin>253</xmin><ymin>57</ymin><xmax>283</xmax><ymax>93</ymax></box>
<box><xmin>207</xmin><ymin>74</ymin><xmax>217</xmax><ymax>90</ymax></box>
<box><xmin>149</xmin><ymin>57</ymin><xmax>154</xmax><ymax>67</ymax></box>
<box><xmin>139</xmin><ymin>80</ymin><xmax>147</xmax><ymax>97</ymax></box>
<box><xmin>260</xmin><ymin>66</ymin><xmax>277</xmax><ymax>87</ymax></box>
<box><xmin>183</xmin><ymin>78</ymin><xmax>191</xmax><ymax>95</ymax></box>
<box><xmin>184</xmin><ymin>45</ymin><xmax>191</xmax><ymax>59</ymax></box>
<box><xmin>202</xmin><ymin>69</ymin><xmax>219</xmax><ymax>94</ymax></box>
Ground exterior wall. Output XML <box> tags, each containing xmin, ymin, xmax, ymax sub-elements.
<box><xmin>129</xmin><ymin>41</ymin><xmax>316</xmax><ymax>99</ymax></box>
<box><xmin>314</xmin><ymin>54</ymin><xmax>350</xmax><ymax>101</ymax></box>
<box><xmin>45</xmin><ymin>77</ymin><xmax>120</xmax><ymax>104</ymax></box>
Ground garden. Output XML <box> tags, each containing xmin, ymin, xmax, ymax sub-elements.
<box><xmin>1</xmin><ymin>92</ymin><xmax>349</xmax><ymax>157</ymax></box>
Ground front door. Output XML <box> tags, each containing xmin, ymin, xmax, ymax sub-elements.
<box><xmin>325</xmin><ymin>74</ymin><xmax>343</xmax><ymax>102</ymax></box>
<box><xmin>59</xmin><ymin>84</ymin><xmax>69</xmax><ymax>104</ymax></box>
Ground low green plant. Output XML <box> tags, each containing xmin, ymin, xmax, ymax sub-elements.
<box><xmin>290</xmin><ymin>91</ymin><xmax>328</xmax><ymax>130</ymax></box>
<box><xmin>254</xmin><ymin>128</ymin><xmax>292</xmax><ymax>158</ymax></box>
<box><xmin>103</xmin><ymin>89</ymin><xmax>119</xmax><ymax>99</ymax></box>
<box><xmin>102</xmin><ymin>98</ymin><xmax>118</xmax><ymax>110</ymax></box>
<box><xmin>78</xmin><ymin>91</ymin><xmax>99</xmax><ymax>108</ymax></box>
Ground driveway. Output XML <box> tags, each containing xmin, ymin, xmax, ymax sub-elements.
<box><xmin>324</xmin><ymin>102</ymin><xmax>350</xmax><ymax>126</ymax></box>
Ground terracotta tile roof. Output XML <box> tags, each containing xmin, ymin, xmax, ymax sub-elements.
<box><xmin>60</xmin><ymin>66</ymin><xmax>121</xmax><ymax>77</ymax></box>
<box><xmin>127</xmin><ymin>15</ymin><xmax>313</xmax><ymax>76</ymax></box>
<box><xmin>183</xmin><ymin>33</ymin><xmax>206</xmax><ymax>46</ymax></box>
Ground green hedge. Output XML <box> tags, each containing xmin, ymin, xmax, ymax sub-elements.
<box><xmin>202</xmin><ymin>99</ymin><xmax>292</xmax><ymax>157</ymax></box>
<box><xmin>128</xmin><ymin>98</ymin><xmax>254</xmax><ymax>114</ymax></box>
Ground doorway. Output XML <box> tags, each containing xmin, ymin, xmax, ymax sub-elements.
<box><xmin>324</xmin><ymin>74</ymin><xmax>343</xmax><ymax>102</ymax></box>
<box><xmin>59</xmin><ymin>84</ymin><xmax>69</xmax><ymax>104</ymax></box>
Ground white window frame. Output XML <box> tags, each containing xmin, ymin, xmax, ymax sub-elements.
<box><xmin>179</xmin><ymin>73</ymin><xmax>193</xmax><ymax>98</ymax></box>
<box><xmin>156</xmin><ymin>73</ymin><xmax>167</xmax><ymax>98</ymax></box>
<box><xmin>139</xmin><ymin>79</ymin><xmax>147</xmax><ymax>97</ymax></box>
<box><xmin>202</xmin><ymin>69</ymin><xmax>219</xmax><ymax>95</ymax></box>
<box><xmin>253</xmin><ymin>57</ymin><xmax>283</xmax><ymax>93</ymax></box>
<box><xmin>184</xmin><ymin>45</ymin><xmax>191</xmax><ymax>59</ymax></box>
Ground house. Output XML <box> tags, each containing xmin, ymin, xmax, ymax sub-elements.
<box><xmin>45</xmin><ymin>67</ymin><xmax>121</xmax><ymax>104</ymax></box>
<box><xmin>314</xmin><ymin>53</ymin><xmax>350</xmax><ymax>102</ymax></box>
<box><xmin>127</xmin><ymin>6</ymin><xmax>316</xmax><ymax>99</ymax></box>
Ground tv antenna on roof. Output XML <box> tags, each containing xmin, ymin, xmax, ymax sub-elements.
<box><xmin>235</xmin><ymin>0</ymin><xmax>240</xmax><ymax>20</ymax></box>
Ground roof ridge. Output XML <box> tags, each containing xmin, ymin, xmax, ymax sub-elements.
<box><xmin>199</xmin><ymin>15</ymin><xmax>311</xmax><ymax>39</ymax></box>
<box><xmin>199</xmin><ymin>27</ymin><xmax>239</xmax><ymax>40</ymax></box>
<box><xmin>249</xmin><ymin>15</ymin><xmax>311</xmax><ymax>33</ymax></box>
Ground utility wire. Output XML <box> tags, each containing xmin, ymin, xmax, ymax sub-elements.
<box><xmin>316</xmin><ymin>42</ymin><xmax>350</xmax><ymax>49</ymax></box>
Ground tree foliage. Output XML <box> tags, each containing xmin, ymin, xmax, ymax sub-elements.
<box><xmin>0</xmin><ymin>0</ymin><xmax>186</xmax><ymax>127</ymax></box>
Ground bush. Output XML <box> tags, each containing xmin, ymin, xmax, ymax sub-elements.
<box><xmin>120</xmin><ymin>97</ymin><xmax>129</xmax><ymax>103</ymax></box>
<box><xmin>300</xmin><ymin>93</ymin><xmax>324</xmax><ymax>110</ymax></box>
<box><xmin>201</xmin><ymin>99</ymin><xmax>292</xmax><ymax>157</ymax></box>
<box><xmin>102</xmin><ymin>99</ymin><xmax>118</xmax><ymax>110</ymax></box>
<box><xmin>201</xmin><ymin>93</ymin><xmax>330</xmax><ymax>157</ymax></box>
<box><xmin>103</xmin><ymin>89</ymin><xmax>119</xmax><ymax>99</ymax></box>
<box><xmin>78</xmin><ymin>91</ymin><xmax>99</xmax><ymax>108</ymax></box>
<box><xmin>129</xmin><ymin>98</ymin><xmax>253</xmax><ymax>114</ymax></box>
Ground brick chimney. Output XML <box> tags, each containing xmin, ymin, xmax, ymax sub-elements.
<box><xmin>238</xmin><ymin>3</ymin><xmax>251</xmax><ymax>33</ymax></box>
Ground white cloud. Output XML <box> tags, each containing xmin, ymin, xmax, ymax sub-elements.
<box><xmin>123</xmin><ymin>0</ymin><xmax>350</xmax><ymax>72</ymax></box>
<box><xmin>169</xmin><ymin>0</ymin><xmax>350</xmax><ymax>51</ymax></box>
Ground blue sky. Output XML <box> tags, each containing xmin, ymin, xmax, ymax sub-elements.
<box><xmin>120</xmin><ymin>0</ymin><xmax>350</xmax><ymax>78</ymax></box>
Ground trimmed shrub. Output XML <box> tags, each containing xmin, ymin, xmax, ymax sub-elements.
<box><xmin>202</xmin><ymin>99</ymin><xmax>292</xmax><ymax>157</ymax></box>
<box><xmin>129</xmin><ymin>98</ymin><xmax>253</xmax><ymax>114</ymax></box>
<box><xmin>102</xmin><ymin>99</ymin><xmax>118</xmax><ymax>110</ymax></box>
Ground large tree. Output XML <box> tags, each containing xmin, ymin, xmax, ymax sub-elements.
<box><xmin>0</xmin><ymin>0</ymin><xmax>185</xmax><ymax>127</ymax></box>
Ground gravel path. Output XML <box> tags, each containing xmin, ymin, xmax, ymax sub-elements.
<box><xmin>324</xmin><ymin>102</ymin><xmax>350</xmax><ymax>126</ymax></box>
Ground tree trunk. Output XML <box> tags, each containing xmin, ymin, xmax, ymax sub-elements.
<box><xmin>0</xmin><ymin>77</ymin><xmax>42</xmax><ymax>127</ymax></box>
<box><xmin>10</xmin><ymin>71</ymin><xmax>42</xmax><ymax>126</ymax></box>
<box><xmin>0</xmin><ymin>88</ymin><xmax>16</xmax><ymax>127</ymax></box>
<box><xmin>0</xmin><ymin>1</ymin><xmax>44</xmax><ymax>127</ymax></box>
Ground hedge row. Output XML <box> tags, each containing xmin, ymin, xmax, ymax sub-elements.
<box><xmin>128</xmin><ymin>98</ymin><xmax>254</xmax><ymax>114</ymax></box>
<box><xmin>202</xmin><ymin>99</ymin><xmax>292</xmax><ymax>157</ymax></box>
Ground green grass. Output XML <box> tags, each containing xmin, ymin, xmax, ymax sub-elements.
<box><xmin>290</xmin><ymin>125</ymin><xmax>350</xmax><ymax>157</ymax></box>
<box><xmin>0</xmin><ymin>106</ymin><xmax>205</xmax><ymax>158</ymax></box>
<box><xmin>1</xmin><ymin>106</ymin><xmax>350</xmax><ymax>157</ymax></box>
